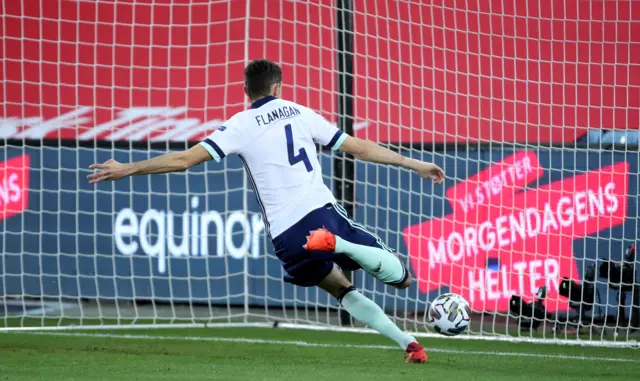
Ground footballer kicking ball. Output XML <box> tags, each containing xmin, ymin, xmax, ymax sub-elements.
<box><xmin>428</xmin><ymin>293</ymin><xmax>471</xmax><ymax>336</ymax></box>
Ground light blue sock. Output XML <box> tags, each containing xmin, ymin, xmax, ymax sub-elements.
<box><xmin>334</xmin><ymin>236</ymin><xmax>406</xmax><ymax>284</ymax></box>
<box><xmin>341</xmin><ymin>289</ymin><xmax>416</xmax><ymax>349</ymax></box>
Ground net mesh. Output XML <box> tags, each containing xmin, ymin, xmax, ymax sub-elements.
<box><xmin>1</xmin><ymin>0</ymin><xmax>639</xmax><ymax>345</ymax></box>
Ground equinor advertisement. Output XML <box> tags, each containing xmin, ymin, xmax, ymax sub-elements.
<box><xmin>0</xmin><ymin>146</ymin><xmax>637</xmax><ymax>312</ymax></box>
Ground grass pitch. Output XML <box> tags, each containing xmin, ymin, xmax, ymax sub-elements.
<box><xmin>1</xmin><ymin>327</ymin><xmax>638</xmax><ymax>381</ymax></box>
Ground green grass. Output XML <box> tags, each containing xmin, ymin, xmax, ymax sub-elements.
<box><xmin>3</xmin><ymin>317</ymin><xmax>218</xmax><ymax>327</ymax></box>
<box><xmin>0</xmin><ymin>327</ymin><xmax>638</xmax><ymax>381</ymax></box>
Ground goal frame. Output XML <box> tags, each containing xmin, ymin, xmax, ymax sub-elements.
<box><xmin>1</xmin><ymin>0</ymin><xmax>639</xmax><ymax>350</ymax></box>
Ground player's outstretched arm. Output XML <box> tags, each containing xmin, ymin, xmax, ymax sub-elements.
<box><xmin>87</xmin><ymin>145</ymin><xmax>212</xmax><ymax>184</ymax></box>
<box><xmin>338</xmin><ymin>136</ymin><xmax>445</xmax><ymax>184</ymax></box>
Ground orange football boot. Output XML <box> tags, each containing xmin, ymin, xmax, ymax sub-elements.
<box><xmin>304</xmin><ymin>228</ymin><xmax>336</xmax><ymax>252</ymax></box>
<box><xmin>405</xmin><ymin>342</ymin><xmax>428</xmax><ymax>364</ymax></box>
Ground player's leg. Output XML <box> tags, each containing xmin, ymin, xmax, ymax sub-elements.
<box><xmin>317</xmin><ymin>263</ymin><xmax>427</xmax><ymax>363</ymax></box>
<box><xmin>334</xmin><ymin>235</ymin><xmax>411</xmax><ymax>288</ymax></box>
<box><xmin>305</xmin><ymin>204</ymin><xmax>410</xmax><ymax>289</ymax></box>
<box><xmin>272</xmin><ymin>204</ymin><xmax>426</xmax><ymax>363</ymax></box>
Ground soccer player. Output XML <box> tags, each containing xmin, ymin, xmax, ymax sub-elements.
<box><xmin>88</xmin><ymin>59</ymin><xmax>445</xmax><ymax>364</ymax></box>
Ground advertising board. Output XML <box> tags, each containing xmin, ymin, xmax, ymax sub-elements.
<box><xmin>2</xmin><ymin>0</ymin><xmax>637</xmax><ymax>144</ymax></box>
<box><xmin>1</xmin><ymin>146</ymin><xmax>636</xmax><ymax>313</ymax></box>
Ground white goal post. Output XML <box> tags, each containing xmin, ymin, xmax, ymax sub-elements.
<box><xmin>1</xmin><ymin>0</ymin><xmax>639</xmax><ymax>348</ymax></box>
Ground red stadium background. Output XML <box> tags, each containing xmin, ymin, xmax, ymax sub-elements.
<box><xmin>1</xmin><ymin>0</ymin><xmax>638</xmax><ymax>144</ymax></box>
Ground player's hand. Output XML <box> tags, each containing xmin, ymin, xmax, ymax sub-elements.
<box><xmin>87</xmin><ymin>159</ymin><xmax>132</xmax><ymax>184</ymax></box>
<box><xmin>415</xmin><ymin>162</ymin><xmax>445</xmax><ymax>184</ymax></box>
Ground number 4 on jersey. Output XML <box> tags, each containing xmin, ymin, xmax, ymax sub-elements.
<box><xmin>285</xmin><ymin>124</ymin><xmax>313</xmax><ymax>172</ymax></box>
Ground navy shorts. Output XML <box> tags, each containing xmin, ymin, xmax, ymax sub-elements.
<box><xmin>272</xmin><ymin>203</ymin><xmax>401</xmax><ymax>287</ymax></box>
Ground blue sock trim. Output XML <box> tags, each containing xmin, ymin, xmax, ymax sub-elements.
<box><xmin>337</xmin><ymin>285</ymin><xmax>356</xmax><ymax>304</ymax></box>
<box><xmin>384</xmin><ymin>265</ymin><xmax>410</xmax><ymax>286</ymax></box>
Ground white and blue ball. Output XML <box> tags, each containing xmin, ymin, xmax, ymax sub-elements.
<box><xmin>427</xmin><ymin>293</ymin><xmax>471</xmax><ymax>336</ymax></box>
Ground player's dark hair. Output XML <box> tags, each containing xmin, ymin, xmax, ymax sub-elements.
<box><xmin>244</xmin><ymin>59</ymin><xmax>282</xmax><ymax>99</ymax></box>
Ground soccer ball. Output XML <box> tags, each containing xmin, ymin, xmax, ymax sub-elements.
<box><xmin>427</xmin><ymin>293</ymin><xmax>471</xmax><ymax>336</ymax></box>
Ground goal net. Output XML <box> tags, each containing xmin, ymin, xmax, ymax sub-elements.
<box><xmin>1</xmin><ymin>0</ymin><xmax>638</xmax><ymax>347</ymax></box>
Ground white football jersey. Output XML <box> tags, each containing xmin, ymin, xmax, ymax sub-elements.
<box><xmin>199</xmin><ymin>96</ymin><xmax>347</xmax><ymax>239</ymax></box>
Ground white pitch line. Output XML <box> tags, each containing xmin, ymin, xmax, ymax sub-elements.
<box><xmin>4</xmin><ymin>331</ymin><xmax>638</xmax><ymax>363</ymax></box>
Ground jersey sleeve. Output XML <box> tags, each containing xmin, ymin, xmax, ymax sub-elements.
<box><xmin>198</xmin><ymin>118</ymin><xmax>244</xmax><ymax>162</ymax></box>
<box><xmin>308</xmin><ymin>111</ymin><xmax>348</xmax><ymax>151</ymax></box>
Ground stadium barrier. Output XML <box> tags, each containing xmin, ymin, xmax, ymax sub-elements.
<box><xmin>1</xmin><ymin>145</ymin><xmax>637</xmax><ymax>318</ymax></box>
